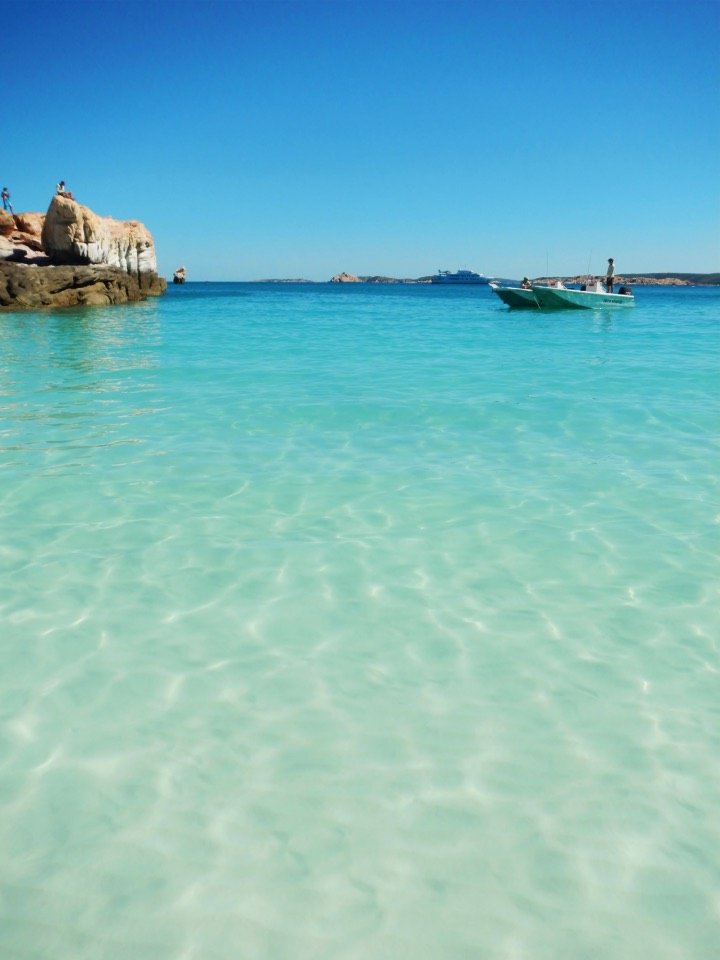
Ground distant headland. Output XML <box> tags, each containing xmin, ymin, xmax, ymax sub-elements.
<box><xmin>1</xmin><ymin>194</ymin><xmax>166</xmax><ymax>310</ymax></box>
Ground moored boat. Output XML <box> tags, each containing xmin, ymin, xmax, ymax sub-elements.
<box><xmin>489</xmin><ymin>281</ymin><xmax>539</xmax><ymax>309</ymax></box>
<box><xmin>532</xmin><ymin>279</ymin><xmax>634</xmax><ymax>310</ymax></box>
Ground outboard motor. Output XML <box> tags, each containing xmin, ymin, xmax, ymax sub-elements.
<box><xmin>618</xmin><ymin>285</ymin><xmax>631</xmax><ymax>296</ymax></box>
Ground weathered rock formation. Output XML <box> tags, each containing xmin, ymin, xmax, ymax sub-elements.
<box><xmin>0</xmin><ymin>209</ymin><xmax>14</xmax><ymax>237</ymax></box>
<box><xmin>330</xmin><ymin>272</ymin><xmax>361</xmax><ymax>283</ymax></box>
<box><xmin>1</xmin><ymin>196</ymin><xmax>166</xmax><ymax>310</ymax></box>
<box><xmin>42</xmin><ymin>196</ymin><xmax>158</xmax><ymax>274</ymax></box>
<box><xmin>0</xmin><ymin>211</ymin><xmax>47</xmax><ymax>263</ymax></box>
<box><xmin>0</xmin><ymin>262</ymin><xmax>166</xmax><ymax>311</ymax></box>
<box><xmin>12</xmin><ymin>212</ymin><xmax>45</xmax><ymax>248</ymax></box>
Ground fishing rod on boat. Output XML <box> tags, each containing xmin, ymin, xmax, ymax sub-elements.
<box><xmin>585</xmin><ymin>250</ymin><xmax>593</xmax><ymax>288</ymax></box>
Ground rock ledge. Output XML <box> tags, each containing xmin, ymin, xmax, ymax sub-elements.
<box><xmin>1</xmin><ymin>262</ymin><xmax>166</xmax><ymax>311</ymax></box>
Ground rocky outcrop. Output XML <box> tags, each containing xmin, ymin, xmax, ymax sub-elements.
<box><xmin>0</xmin><ymin>195</ymin><xmax>166</xmax><ymax>309</ymax></box>
<box><xmin>12</xmin><ymin>212</ymin><xmax>45</xmax><ymax>247</ymax></box>
<box><xmin>0</xmin><ymin>210</ymin><xmax>14</xmax><ymax>237</ymax></box>
<box><xmin>330</xmin><ymin>272</ymin><xmax>361</xmax><ymax>283</ymax></box>
<box><xmin>42</xmin><ymin>196</ymin><xmax>158</xmax><ymax>275</ymax></box>
<box><xmin>0</xmin><ymin>211</ymin><xmax>47</xmax><ymax>262</ymax></box>
<box><xmin>0</xmin><ymin>262</ymin><xmax>166</xmax><ymax>311</ymax></box>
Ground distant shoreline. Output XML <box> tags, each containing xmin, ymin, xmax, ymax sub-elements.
<box><xmin>230</xmin><ymin>273</ymin><xmax>719</xmax><ymax>286</ymax></box>
<box><xmin>533</xmin><ymin>274</ymin><xmax>719</xmax><ymax>287</ymax></box>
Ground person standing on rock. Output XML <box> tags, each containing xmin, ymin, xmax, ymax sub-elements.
<box><xmin>1</xmin><ymin>186</ymin><xmax>12</xmax><ymax>213</ymax></box>
<box><xmin>606</xmin><ymin>258</ymin><xmax>615</xmax><ymax>293</ymax></box>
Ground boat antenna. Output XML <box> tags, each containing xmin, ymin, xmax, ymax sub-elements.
<box><xmin>587</xmin><ymin>250</ymin><xmax>592</xmax><ymax>281</ymax></box>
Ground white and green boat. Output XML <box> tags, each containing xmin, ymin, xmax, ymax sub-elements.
<box><xmin>492</xmin><ymin>285</ymin><xmax>540</xmax><ymax>309</ymax></box>
<box><xmin>489</xmin><ymin>282</ymin><xmax>540</xmax><ymax>309</ymax></box>
<box><xmin>531</xmin><ymin>279</ymin><xmax>634</xmax><ymax>310</ymax></box>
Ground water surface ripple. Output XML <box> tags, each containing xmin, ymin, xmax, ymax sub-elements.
<box><xmin>1</xmin><ymin>284</ymin><xmax>719</xmax><ymax>959</ymax></box>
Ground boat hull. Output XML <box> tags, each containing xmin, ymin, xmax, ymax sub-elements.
<box><xmin>490</xmin><ymin>284</ymin><xmax>539</xmax><ymax>309</ymax></box>
<box><xmin>532</xmin><ymin>286</ymin><xmax>634</xmax><ymax>310</ymax></box>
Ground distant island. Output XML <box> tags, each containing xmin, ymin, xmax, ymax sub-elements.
<box><xmin>259</xmin><ymin>272</ymin><xmax>720</xmax><ymax>286</ymax></box>
<box><xmin>329</xmin><ymin>272</ymin><xmax>430</xmax><ymax>284</ymax></box>
<box><xmin>534</xmin><ymin>273</ymin><xmax>720</xmax><ymax>287</ymax></box>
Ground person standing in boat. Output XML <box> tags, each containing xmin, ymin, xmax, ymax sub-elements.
<box><xmin>606</xmin><ymin>258</ymin><xmax>615</xmax><ymax>293</ymax></box>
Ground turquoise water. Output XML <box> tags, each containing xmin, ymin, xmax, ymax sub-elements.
<box><xmin>1</xmin><ymin>282</ymin><xmax>718</xmax><ymax>959</ymax></box>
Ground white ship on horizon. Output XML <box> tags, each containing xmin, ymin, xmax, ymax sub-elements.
<box><xmin>430</xmin><ymin>269</ymin><xmax>489</xmax><ymax>284</ymax></box>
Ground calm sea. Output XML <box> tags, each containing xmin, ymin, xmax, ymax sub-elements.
<box><xmin>1</xmin><ymin>282</ymin><xmax>718</xmax><ymax>959</ymax></box>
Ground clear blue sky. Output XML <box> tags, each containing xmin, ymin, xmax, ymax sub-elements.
<box><xmin>4</xmin><ymin>0</ymin><xmax>719</xmax><ymax>280</ymax></box>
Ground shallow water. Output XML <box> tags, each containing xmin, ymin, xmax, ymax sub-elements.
<box><xmin>1</xmin><ymin>283</ymin><xmax>719</xmax><ymax>959</ymax></box>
